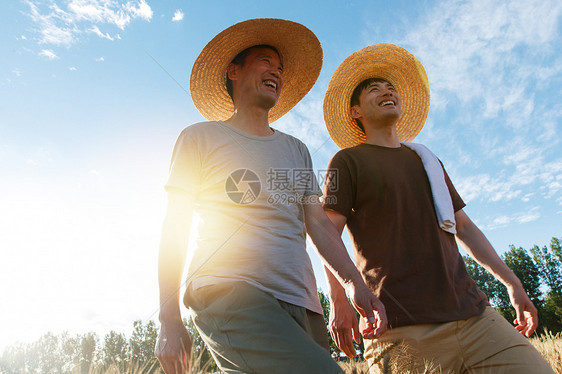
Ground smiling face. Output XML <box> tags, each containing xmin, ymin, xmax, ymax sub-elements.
<box><xmin>227</xmin><ymin>46</ymin><xmax>284</xmax><ymax>111</ymax></box>
<box><xmin>350</xmin><ymin>78</ymin><xmax>401</xmax><ymax>129</ymax></box>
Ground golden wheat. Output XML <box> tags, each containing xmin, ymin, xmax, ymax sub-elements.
<box><xmin>339</xmin><ymin>333</ymin><xmax>562</xmax><ymax>374</ymax></box>
<box><xmin>529</xmin><ymin>332</ymin><xmax>562</xmax><ymax>374</ymax></box>
<box><xmin>92</xmin><ymin>333</ymin><xmax>561</xmax><ymax>373</ymax></box>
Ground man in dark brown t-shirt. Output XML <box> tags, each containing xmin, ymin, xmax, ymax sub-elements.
<box><xmin>321</xmin><ymin>44</ymin><xmax>554</xmax><ymax>373</ymax></box>
<box><xmin>324</xmin><ymin>144</ymin><xmax>488</xmax><ymax>329</ymax></box>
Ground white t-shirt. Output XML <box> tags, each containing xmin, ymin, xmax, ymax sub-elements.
<box><xmin>165</xmin><ymin>121</ymin><xmax>323</xmax><ymax>314</ymax></box>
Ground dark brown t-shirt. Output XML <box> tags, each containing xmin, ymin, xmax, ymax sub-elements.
<box><xmin>323</xmin><ymin>143</ymin><xmax>488</xmax><ymax>328</ymax></box>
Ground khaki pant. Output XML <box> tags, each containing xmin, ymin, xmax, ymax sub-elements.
<box><xmin>364</xmin><ymin>307</ymin><xmax>554</xmax><ymax>374</ymax></box>
<box><xmin>186</xmin><ymin>281</ymin><xmax>343</xmax><ymax>374</ymax></box>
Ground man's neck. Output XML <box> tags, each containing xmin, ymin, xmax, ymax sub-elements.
<box><xmin>225</xmin><ymin>106</ymin><xmax>273</xmax><ymax>136</ymax></box>
<box><xmin>363</xmin><ymin>122</ymin><xmax>401</xmax><ymax>148</ymax></box>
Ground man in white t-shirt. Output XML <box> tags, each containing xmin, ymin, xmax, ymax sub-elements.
<box><xmin>154</xmin><ymin>19</ymin><xmax>387</xmax><ymax>374</ymax></box>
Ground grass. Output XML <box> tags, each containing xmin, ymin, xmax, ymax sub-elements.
<box><xmin>87</xmin><ymin>333</ymin><xmax>562</xmax><ymax>373</ymax></box>
<box><xmin>337</xmin><ymin>332</ymin><xmax>562</xmax><ymax>374</ymax></box>
<box><xmin>337</xmin><ymin>341</ymin><xmax>449</xmax><ymax>374</ymax></box>
<box><xmin>530</xmin><ymin>331</ymin><xmax>562</xmax><ymax>374</ymax></box>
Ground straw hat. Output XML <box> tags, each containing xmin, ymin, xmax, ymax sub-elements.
<box><xmin>323</xmin><ymin>44</ymin><xmax>430</xmax><ymax>148</ymax></box>
<box><xmin>190</xmin><ymin>18</ymin><xmax>322</xmax><ymax>123</ymax></box>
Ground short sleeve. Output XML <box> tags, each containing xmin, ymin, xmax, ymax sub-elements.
<box><xmin>296</xmin><ymin>140</ymin><xmax>322</xmax><ymax>196</ymax></box>
<box><xmin>442</xmin><ymin>165</ymin><xmax>466</xmax><ymax>212</ymax></box>
<box><xmin>322</xmin><ymin>151</ymin><xmax>354</xmax><ymax>218</ymax></box>
<box><xmin>165</xmin><ymin>129</ymin><xmax>201</xmax><ymax>196</ymax></box>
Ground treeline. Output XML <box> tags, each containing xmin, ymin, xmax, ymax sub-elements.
<box><xmin>1</xmin><ymin>320</ymin><xmax>156</xmax><ymax>374</ymax></box>
<box><xmin>2</xmin><ymin>238</ymin><xmax>560</xmax><ymax>372</ymax></box>
<box><xmin>463</xmin><ymin>236</ymin><xmax>562</xmax><ymax>335</ymax></box>
<box><xmin>0</xmin><ymin>319</ymin><xmax>218</xmax><ymax>374</ymax></box>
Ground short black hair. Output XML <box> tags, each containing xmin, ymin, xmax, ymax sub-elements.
<box><xmin>350</xmin><ymin>77</ymin><xmax>392</xmax><ymax>132</ymax></box>
<box><xmin>225</xmin><ymin>44</ymin><xmax>281</xmax><ymax>101</ymax></box>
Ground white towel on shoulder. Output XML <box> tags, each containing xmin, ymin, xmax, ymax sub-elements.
<box><xmin>402</xmin><ymin>142</ymin><xmax>457</xmax><ymax>234</ymax></box>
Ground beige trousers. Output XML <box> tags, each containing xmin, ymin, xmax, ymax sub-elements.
<box><xmin>364</xmin><ymin>307</ymin><xmax>554</xmax><ymax>374</ymax></box>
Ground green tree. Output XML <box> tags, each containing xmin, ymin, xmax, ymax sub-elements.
<box><xmin>0</xmin><ymin>342</ymin><xmax>27</xmax><ymax>373</ymax></box>
<box><xmin>462</xmin><ymin>255</ymin><xmax>503</xmax><ymax>306</ymax></box>
<box><xmin>318</xmin><ymin>289</ymin><xmax>364</xmax><ymax>360</ymax></box>
<box><xmin>530</xmin><ymin>239</ymin><xmax>562</xmax><ymax>295</ymax></box>
<box><xmin>494</xmin><ymin>246</ymin><xmax>542</xmax><ymax>323</ymax></box>
<box><xmin>183</xmin><ymin>317</ymin><xmax>217</xmax><ymax>372</ymax></box>
<box><xmin>129</xmin><ymin>320</ymin><xmax>159</xmax><ymax>371</ymax></box>
<box><xmin>102</xmin><ymin>330</ymin><xmax>129</xmax><ymax>369</ymax></box>
<box><xmin>60</xmin><ymin>333</ymin><xmax>81</xmax><ymax>370</ymax></box>
<box><xmin>541</xmin><ymin>292</ymin><xmax>562</xmax><ymax>334</ymax></box>
<box><xmin>318</xmin><ymin>290</ymin><xmax>343</xmax><ymax>359</ymax></box>
<box><xmin>550</xmin><ymin>237</ymin><xmax>562</xmax><ymax>262</ymax></box>
<box><xmin>29</xmin><ymin>332</ymin><xmax>66</xmax><ymax>373</ymax></box>
<box><xmin>530</xmin><ymin>237</ymin><xmax>562</xmax><ymax>334</ymax></box>
<box><xmin>78</xmin><ymin>332</ymin><xmax>98</xmax><ymax>373</ymax></box>
<box><xmin>503</xmin><ymin>246</ymin><xmax>542</xmax><ymax>304</ymax></box>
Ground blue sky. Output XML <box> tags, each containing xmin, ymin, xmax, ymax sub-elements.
<box><xmin>1</xmin><ymin>0</ymin><xmax>561</xmax><ymax>349</ymax></box>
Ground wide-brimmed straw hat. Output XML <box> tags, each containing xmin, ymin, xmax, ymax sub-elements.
<box><xmin>323</xmin><ymin>43</ymin><xmax>430</xmax><ymax>148</ymax></box>
<box><xmin>190</xmin><ymin>18</ymin><xmax>322</xmax><ymax>123</ymax></box>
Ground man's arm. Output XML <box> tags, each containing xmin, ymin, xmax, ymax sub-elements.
<box><xmin>303</xmin><ymin>197</ymin><xmax>387</xmax><ymax>342</ymax></box>
<box><xmin>455</xmin><ymin>208</ymin><xmax>539</xmax><ymax>336</ymax></box>
<box><xmin>322</xmin><ymin>209</ymin><xmax>363</xmax><ymax>358</ymax></box>
<box><xmin>155</xmin><ymin>190</ymin><xmax>195</xmax><ymax>373</ymax></box>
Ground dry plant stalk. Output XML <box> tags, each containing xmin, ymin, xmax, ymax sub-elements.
<box><xmin>339</xmin><ymin>340</ymin><xmax>448</xmax><ymax>374</ymax></box>
<box><xmin>89</xmin><ymin>333</ymin><xmax>561</xmax><ymax>373</ymax></box>
<box><xmin>530</xmin><ymin>331</ymin><xmax>562</xmax><ymax>374</ymax></box>
<box><xmin>341</xmin><ymin>332</ymin><xmax>561</xmax><ymax>374</ymax></box>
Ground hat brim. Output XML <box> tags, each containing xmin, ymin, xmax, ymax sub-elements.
<box><xmin>190</xmin><ymin>18</ymin><xmax>323</xmax><ymax>123</ymax></box>
<box><xmin>323</xmin><ymin>44</ymin><xmax>430</xmax><ymax>148</ymax></box>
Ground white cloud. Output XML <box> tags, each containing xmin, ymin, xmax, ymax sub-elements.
<box><xmin>456</xmin><ymin>173</ymin><xmax>522</xmax><ymax>204</ymax></box>
<box><xmin>25</xmin><ymin>0</ymin><xmax>77</xmax><ymax>46</ymax></box>
<box><xmin>12</xmin><ymin>69</ymin><xmax>22</xmax><ymax>77</ymax></box>
<box><xmin>39</xmin><ymin>49</ymin><xmax>58</xmax><ymax>59</ymax></box>
<box><xmin>24</xmin><ymin>0</ymin><xmax>153</xmax><ymax>47</ymax></box>
<box><xmin>275</xmin><ymin>92</ymin><xmax>336</xmax><ymax>161</ymax></box>
<box><xmin>516</xmin><ymin>207</ymin><xmax>541</xmax><ymax>224</ymax></box>
<box><xmin>454</xmin><ymin>136</ymin><xmax>562</xmax><ymax>206</ymax></box>
<box><xmin>521</xmin><ymin>193</ymin><xmax>533</xmax><ymax>203</ymax></box>
<box><xmin>172</xmin><ymin>9</ymin><xmax>184</xmax><ymax>22</ymax></box>
<box><xmin>487</xmin><ymin>215</ymin><xmax>511</xmax><ymax>230</ymax></box>
<box><xmin>481</xmin><ymin>207</ymin><xmax>541</xmax><ymax>230</ymax></box>
<box><xmin>69</xmin><ymin>66</ymin><xmax>77</xmax><ymax>71</ymax></box>
<box><xmin>401</xmin><ymin>0</ymin><xmax>561</xmax><ymax>111</ymax></box>
<box><xmin>95</xmin><ymin>56</ymin><xmax>105</xmax><ymax>62</ymax></box>
<box><xmin>540</xmin><ymin>160</ymin><xmax>562</xmax><ymax>198</ymax></box>
<box><xmin>388</xmin><ymin>0</ymin><xmax>562</xmax><ymax>221</ymax></box>
<box><xmin>90</xmin><ymin>25</ymin><xmax>114</xmax><ymax>40</ymax></box>
<box><xmin>126</xmin><ymin>0</ymin><xmax>153</xmax><ymax>21</ymax></box>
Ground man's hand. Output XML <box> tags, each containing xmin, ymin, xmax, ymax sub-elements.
<box><xmin>455</xmin><ymin>210</ymin><xmax>540</xmax><ymax>338</ymax></box>
<box><xmin>303</xmin><ymin>203</ymin><xmax>388</xmax><ymax>340</ymax></box>
<box><xmin>156</xmin><ymin>191</ymin><xmax>194</xmax><ymax>372</ymax></box>
<box><xmin>508</xmin><ymin>285</ymin><xmax>539</xmax><ymax>337</ymax></box>
<box><xmin>155</xmin><ymin>321</ymin><xmax>192</xmax><ymax>374</ymax></box>
<box><xmin>329</xmin><ymin>297</ymin><xmax>361</xmax><ymax>358</ymax></box>
<box><xmin>348</xmin><ymin>283</ymin><xmax>387</xmax><ymax>340</ymax></box>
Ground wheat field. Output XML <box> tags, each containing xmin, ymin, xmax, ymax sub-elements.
<box><xmin>160</xmin><ymin>333</ymin><xmax>562</xmax><ymax>374</ymax></box>
<box><xmin>337</xmin><ymin>332</ymin><xmax>562</xmax><ymax>374</ymax></box>
<box><xmin>83</xmin><ymin>333</ymin><xmax>561</xmax><ymax>374</ymax></box>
